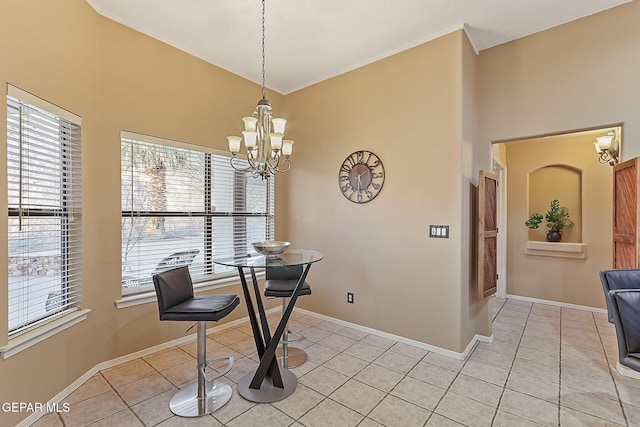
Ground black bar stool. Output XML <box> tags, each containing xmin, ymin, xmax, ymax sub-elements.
<box><xmin>264</xmin><ymin>265</ymin><xmax>311</xmax><ymax>368</ymax></box>
<box><xmin>153</xmin><ymin>266</ymin><xmax>240</xmax><ymax>417</ymax></box>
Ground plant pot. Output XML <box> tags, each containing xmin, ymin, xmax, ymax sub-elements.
<box><xmin>546</xmin><ymin>230</ymin><xmax>563</xmax><ymax>242</ymax></box>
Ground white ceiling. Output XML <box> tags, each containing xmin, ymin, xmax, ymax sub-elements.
<box><xmin>87</xmin><ymin>0</ymin><xmax>632</xmax><ymax>95</ymax></box>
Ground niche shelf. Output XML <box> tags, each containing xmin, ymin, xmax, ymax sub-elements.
<box><xmin>525</xmin><ymin>241</ymin><xmax>587</xmax><ymax>259</ymax></box>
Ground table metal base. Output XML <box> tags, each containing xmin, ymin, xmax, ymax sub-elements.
<box><xmin>237</xmin><ymin>368</ymin><xmax>297</xmax><ymax>403</ymax></box>
<box><xmin>276</xmin><ymin>346</ymin><xmax>307</xmax><ymax>368</ymax></box>
<box><xmin>169</xmin><ymin>380</ymin><xmax>232</xmax><ymax>417</ymax></box>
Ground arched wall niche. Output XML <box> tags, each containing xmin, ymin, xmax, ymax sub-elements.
<box><xmin>527</xmin><ymin>164</ymin><xmax>582</xmax><ymax>243</ymax></box>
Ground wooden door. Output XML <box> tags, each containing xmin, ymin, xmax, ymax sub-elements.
<box><xmin>613</xmin><ymin>158</ymin><xmax>640</xmax><ymax>269</ymax></box>
<box><xmin>478</xmin><ymin>170</ymin><xmax>498</xmax><ymax>299</ymax></box>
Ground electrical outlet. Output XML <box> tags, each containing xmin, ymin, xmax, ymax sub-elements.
<box><xmin>347</xmin><ymin>292</ymin><xmax>354</xmax><ymax>304</ymax></box>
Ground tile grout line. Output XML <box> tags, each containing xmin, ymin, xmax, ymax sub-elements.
<box><xmin>236</xmin><ymin>310</ymin><xmax>480</xmax><ymax>426</ymax></box>
<box><xmin>487</xmin><ymin>296</ymin><xmax>510</xmax><ymax>426</ymax></box>
<box><xmin>49</xmin><ymin>302</ymin><xmax>638</xmax><ymax>427</ymax></box>
<box><xmin>293</xmin><ymin>339</ymin><xmax>364</xmax><ymax>426</ymax></box>
<box><xmin>593</xmin><ymin>311</ymin><xmax>629</xmax><ymax>427</ymax></box>
<box><xmin>420</xmin><ymin>355</ymin><xmax>466</xmax><ymax>426</ymax></box>
<box><xmin>277</xmin><ymin>321</ymin><xmax>394</xmax><ymax>426</ymax></box>
<box><xmin>489</xmin><ymin>300</ymin><xmax>534</xmax><ymax>426</ymax></box>
<box><xmin>428</xmin><ymin>296</ymin><xmax>510</xmax><ymax>426</ymax></box>
<box><xmin>95</xmin><ymin>360</ymin><xmax>157</xmax><ymax>426</ymax></box>
<box><xmin>102</xmin><ymin>369</ymin><xmax>149</xmax><ymax>427</ymax></box>
<box><xmin>418</xmin><ymin>296</ymin><xmax>510</xmax><ymax>426</ymax></box>
<box><xmin>302</xmin><ymin>326</ymin><xmax>450</xmax><ymax>426</ymax></box>
<box><xmin>560</xmin><ymin>310</ymin><xmax>628</xmax><ymax>426</ymax></box>
<box><xmin>558</xmin><ymin>307</ymin><xmax>563</xmax><ymax>427</ymax></box>
<box><xmin>339</xmin><ymin>336</ymin><xmax>424</xmax><ymax>426</ymax></box>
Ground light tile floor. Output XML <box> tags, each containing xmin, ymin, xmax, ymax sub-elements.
<box><xmin>31</xmin><ymin>297</ymin><xmax>640</xmax><ymax>426</ymax></box>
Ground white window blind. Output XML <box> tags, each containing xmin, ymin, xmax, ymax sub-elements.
<box><xmin>121</xmin><ymin>134</ymin><xmax>274</xmax><ymax>293</ymax></box>
<box><xmin>7</xmin><ymin>87</ymin><xmax>82</xmax><ymax>336</ymax></box>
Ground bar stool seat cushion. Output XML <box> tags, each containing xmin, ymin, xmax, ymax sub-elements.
<box><xmin>154</xmin><ymin>266</ymin><xmax>239</xmax><ymax>322</ymax></box>
<box><xmin>264</xmin><ymin>279</ymin><xmax>311</xmax><ymax>298</ymax></box>
<box><xmin>163</xmin><ymin>295</ymin><xmax>240</xmax><ymax>321</ymax></box>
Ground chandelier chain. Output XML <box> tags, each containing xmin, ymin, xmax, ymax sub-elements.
<box><xmin>227</xmin><ymin>0</ymin><xmax>294</xmax><ymax>179</ymax></box>
<box><xmin>261</xmin><ymin>0</ymin><xmax>266</xmax><ymax>99</ymax></box>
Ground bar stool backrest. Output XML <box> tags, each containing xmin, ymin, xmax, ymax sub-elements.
<box><xmin>266</xmin><ymin>265</ymin><xmax>303</xmax><ymax>281</ymax></box>
<box><xmin>153</xmin><ymin>266</ymin><xmax>194</xmax><ymax>319</ymax></box>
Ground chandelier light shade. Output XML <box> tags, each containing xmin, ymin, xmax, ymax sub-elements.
<box><xmin>594</xmin><ymin>130</ymin><xmax>620</xmax><ymax>165</ymax></box>
<box><xmin>227</xmin><ymin>0</ymin><xmax>294</xmax><ymax>179</ymax></box>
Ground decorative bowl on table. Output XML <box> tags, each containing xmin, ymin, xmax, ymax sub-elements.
<box><xmin>252</xmin><ymin>241</ymin><xmax>291</xmax><ymax>257</ymax></box>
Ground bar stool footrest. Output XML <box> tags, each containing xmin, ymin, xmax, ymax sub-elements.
<box><xmin>203</xmin><ymin>356</ymin><xmax>235</xmax><ymax>381</ymax></box>
<box><xmin>281</xmin><ymin>330</ymin><xmax>305</xmax><ymax>344</ymax></box>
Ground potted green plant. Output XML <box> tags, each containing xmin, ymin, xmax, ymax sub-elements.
<box><xmin>525</xmin><ymin>199</ymin><xmax>574</xmax><ymax>242</ymax></box>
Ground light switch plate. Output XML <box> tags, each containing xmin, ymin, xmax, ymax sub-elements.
<box><xmin>429</xmin><ymin>225</ymin><xmax>450</xmax><ymax>239</ymax></box>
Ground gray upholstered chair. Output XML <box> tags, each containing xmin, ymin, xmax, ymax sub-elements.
<box><xmin>600</xmin><ymin>269</ymin><xmax>640</xmax><ymax>323</ymax></box>
<box><xmin>264</xmin><ymin>265</ymin><xmax>311</xmax><ymax>368</ymax></box>
<box><xmin>608</xmin><ymin>289</ymin><xmax>640</xmax><ymax>374</ymax></box>
<box><xmin>153</xmin><ymin>266</ymin><xmax>239</xmax><ymax>417</ymax></box>
<box><xmin>600</xmin><ymin>269</ymin><xmax>640</xmax><ymax>377</ymax></box>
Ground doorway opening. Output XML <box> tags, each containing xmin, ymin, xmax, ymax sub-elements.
<box><xmin>491</xmin><ymin>125</ymin><xmax>621</xmax><ymax>307</ymax></box>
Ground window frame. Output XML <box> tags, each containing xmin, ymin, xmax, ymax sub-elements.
<box><xmin>119</xmin><ymin>131</ymin><xmax>274</xmax><ymax>296</ymax></box>
<box><xmin>2</xmin><ymin>85</ymin><xmax>87</xmax><ymax>358</ymax></box>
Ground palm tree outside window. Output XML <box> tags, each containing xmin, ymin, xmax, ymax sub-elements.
<box><xmin>120</xmin><ymin>132</ymin><xmax>274</xmax><ymax>294</ymax></box>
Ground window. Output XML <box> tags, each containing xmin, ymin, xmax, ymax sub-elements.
<box><xmin>121</xmin><ymin>132</ymin><xmax>274</xmax><ymax>293</ymax></box>
<box><xmin>7</xmin><ymin>86</ymin><xmax>82</xmax><ymax>336</ymax></box>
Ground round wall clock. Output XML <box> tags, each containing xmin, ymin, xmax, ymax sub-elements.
<box><xmin>338</xmin><ymin>150</ymin><xmax>385</xmax><ymax>204</ymax></box>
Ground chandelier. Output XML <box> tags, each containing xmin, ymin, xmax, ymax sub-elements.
<box><xmin>227</xmin><ymin>0</ymin><xmax>293</xmax><ymax>179</ymax></box>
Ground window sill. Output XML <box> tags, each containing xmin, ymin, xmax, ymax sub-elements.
<box><xmin>0</xmin><ymin>309</ymin><xmax>91</xmax><ymax>360</ymax></box>
<box><xmin>525</xmin><ymin>241</ymin><xmax>587</xmax><ymax>259</ymax></box>
<box><xmin>115</xmin><ymin>270</ymin><xmax>263</xmax><ymax>309</ymax></box>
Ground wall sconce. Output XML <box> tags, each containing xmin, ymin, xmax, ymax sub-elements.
<box><xmin>594</xmin><ymin>131</ymin><xmax>620</xmax><ymax>165</ymax></box>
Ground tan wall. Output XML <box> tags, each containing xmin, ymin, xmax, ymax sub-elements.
<box><xmin>3</xmin><ymin>0</ymin><xmax>637</xmax><ymax>422</ymax></box>
<box><xmin>479</xmin><ymin>1</ymin><xmax>640</xmax><ymax>308</ymax></box>
<box><xmin>282</xmin><ymin>30</ymin><xmax>489</xmax><ymax>353</ymax></box>
<box><xmin>479</xmin><ymin>1</ymin><xmax>640</xmax><ymax>156</ymax></box>
<box><xmin>492</xmin><ymin>144</ymin><xmax>507</xmax><ymax>166</ymax></box>
<box><xmin>461</xmin><ymin>33</ymin><xmax>492</xmax><ymax>347</ymax></box>
<box><xmin>505</xmin><ymin>133</ymin><xmax>612</xmax><ymax>307</ymax></box>
<box><xmin>0</xmin><ymin>1</ymin><xmax>283</xmax><ymax>424</ymax></box>
<box><xmin>0</xmin><ymin>3</ymin><xmax>492</xmax><ymax>423</ymax></box>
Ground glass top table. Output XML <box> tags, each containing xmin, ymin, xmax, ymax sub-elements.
<box><xmin>212</xmin><ymin>249</ymin><xmax>323</xmax><ymax>269</ymax></box>
<box><xmin>212</xmin><ymin>248</ymin><xmax>323</xmax><ymax>403</ymax></box>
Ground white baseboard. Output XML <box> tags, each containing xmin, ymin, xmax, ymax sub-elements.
<box><xmin>505</xmin><ymin>294</ymin><xmax>607</xmax><ymax>314</ymax></box>
<box><xmin>18</xmin><ymin>305</ymin><xmax>490</xmax><ymax>426</ymax></box>
<box><xmin>15</xmin><ymin>307</ymin><xmax>280</xmax><ymax>427</ymax></box>
<box><xmin>294</xmin><ymin>307</ymin><xmax>492</xmax><ymax>361</ymax></box>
